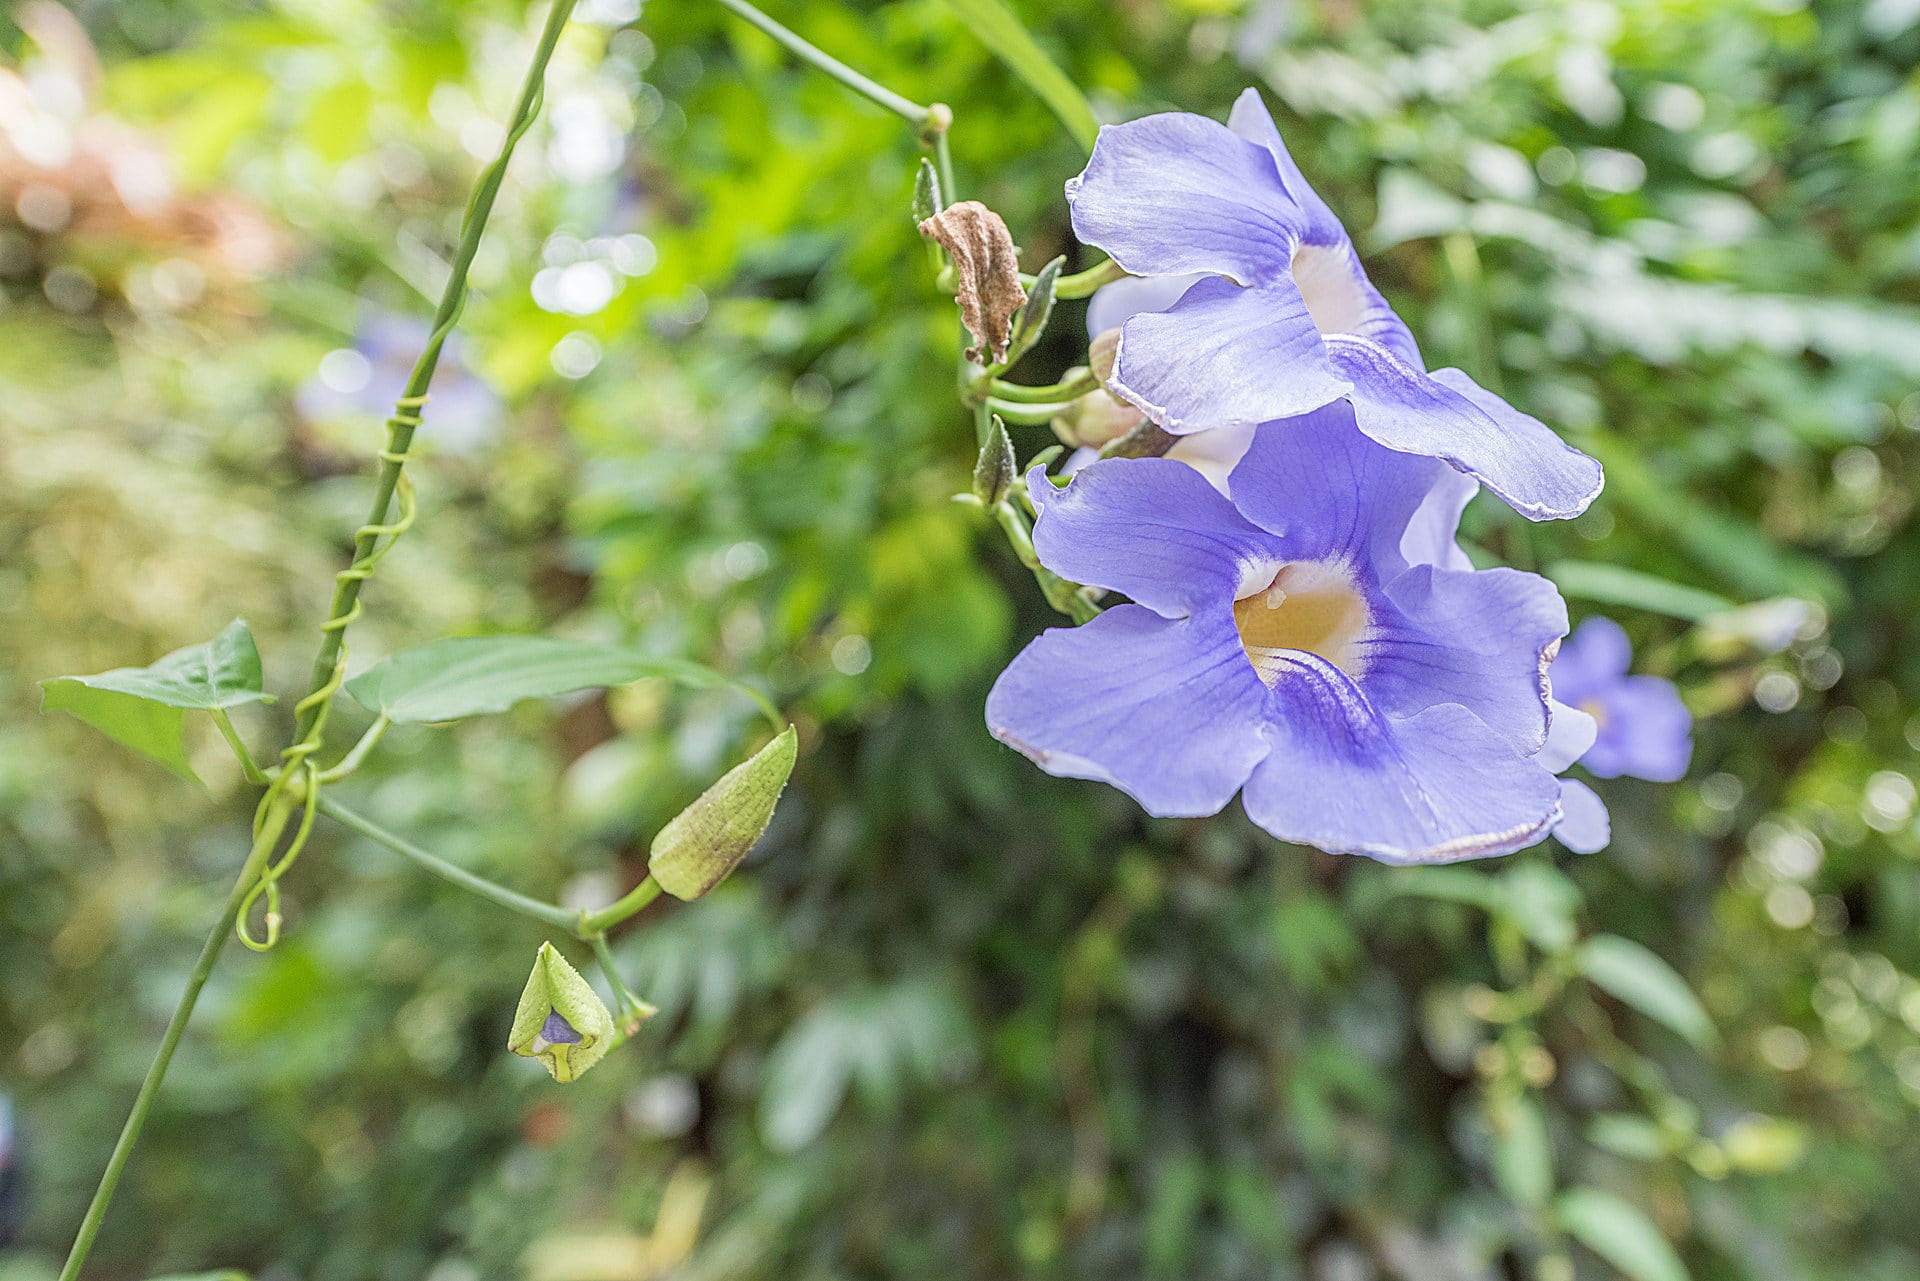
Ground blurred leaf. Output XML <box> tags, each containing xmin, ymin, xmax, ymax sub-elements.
<box><xmin>1587</xmin><ymin>1114</ymin><xmax>1671</xmax><ymax>1161</ymax></box>
<box><xmin>940</xmin><ymin>0</ymin><xmax>1099</xmax><ymax>149</ymax></box>
<box><xmin>1501</xmin><ymin>862</ymin><xmax>1582</xmax><ymax>953</ymax></box>
<box><xmin>1383</xmin><ymin>865</ymin><xmax>1508</xmax><ymax>913</ymax></box>
<box><xmin>1490</xmin><ymin>1092</ymin><xmax>1554</xmax><ymax>1207</ymax></box>
<box><xmin>1577</xmin><ymin>935</ymin><xmax>1718</xmax><ymax>1050</ymax></box>
<box><xmin>39</xmin><ymin>620</ymin><xmax>270</xmax><ymax>780</ymax></box>
<box><xmin>1547</xmin><ymin>561</ymin><xmax>1736</xmax><ymax>623</ymax></box>
<box><xmin>1555</xmin><ymin>1187</ymin><xmax>1689</xmax><ymax>1281</ymax></box>
<box><xmin>759</xmin><ymin>1005</ymin><xmax>855</xmax><ymax>1152</ymax></box>
<box><xmin>345</xmin><ymin>636</ymin><xmax>778</xmax><ymax>726</ymax></box>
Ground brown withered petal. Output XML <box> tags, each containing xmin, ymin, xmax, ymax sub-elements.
<box><xmin>919</xmin><ymin>201</ymin><xmax>1026</xmax><ymax>364</ymax></box>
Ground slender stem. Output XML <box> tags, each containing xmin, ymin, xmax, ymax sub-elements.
<box><xmin>316</xmin><ymin>795</ymin><xmax>579</xmax><ymax>932</ymax></box>
<box><xmin>293</xmin><ymin>0</ymin><xmax>578</xmax><ymax>744</ymax></box>
<box><xmin>1050</xmin><ymin>258</ymin><xmax>1125</xmax><ymax>300</ymax></box>
<box><xmin>57</xmin><ymin>797</ymin><xmax>294</xmax><ymax>1281</ymax></box>
<box><xmin>708</xmin><ymin>0</ymin><xmax>929</xmax><ymax>122</ymax></box>
<box><xmin>318</xmin><ymin>715</ymin><xmax>391</xmax><ymax>783</ymax></box>
<box><xmin>588</xmin><ymin>932</ymin><xmax>655</xmax><ymax>1031</ymax></box>
<box><xmin>978</xmin><ymin>369</ymin><xmax>1098</xmax><ymax>403</ymax></box>
<box><xmin>210</xmin><ymin>709</ymin><xmax>268</xmax><ymax>785</ymax></box>
<box><xmin>985</xmin><ymin>396</ymin><xmax>1076</xmax><ymax>425</ymax></box>
<box><xmin>579</xmin><ymin>873</ymin><xmax>663</xmax><ymax>935</ymax></box>
<box><xmin>993</xmin><ymin>501</ymin><xmax>1098</xmax><ymax>623</ymax></box>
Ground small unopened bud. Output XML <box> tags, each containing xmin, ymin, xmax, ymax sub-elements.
<box><xmin>509</xmin><ymin>942</ymin><xmax>616</xmax><ymax>1083</ymax></box>
<box><xmin>973</xmin><ymin>416</ymin><xmax>1016</xmax><ymax>505</ymax></box>
<box><xmin>918</xmin><ymin>201</ymin><xmax>1025</xmax><ymax>364</ymax></box>
<box><xmin>1050</xmin><ymin>383</ymin><xmax>1146</xmax><ymax>449</ymax></box>
<box><xmin>648</xmin><ymin>725</ymin><xmax>798</xmax><ymax>900</ymax></box>
<box><xmin>911</xmin><ymin>158</ymin><xmax>942</xmax><ymax>224</ymax></box>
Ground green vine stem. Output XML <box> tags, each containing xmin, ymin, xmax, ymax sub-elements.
<box><xmin>291</xmin><ymin>0</ymin><xmax>578</xmax><ymax>751</ymax></box>
<box><xmin>316</xmin><ymin>795</ymin><xmax>580</xmax><ymax>932</ymax></box>
<box><xmin>56</xmin><ymin>795</ymin><xmax>297</xmax><ymax>1281</ymax></box>
<box><xmin>54</xmin><ymin>6</ymin><xmax>580</xmax><ymax>1272</ymax></box>
<box><xmin>578</xmin><ymin>873</ymin><xmax>663</xmax><ymax>935</ymax></box>
<box><xmin>977</xmin><ymin>368</ymin><xmax>1098</xmax><ymax>403</ymax></box>
<box><xmin>709</xmin><ymin>0</ymin><xmax>931</xmax><ymax>125</ymax></box>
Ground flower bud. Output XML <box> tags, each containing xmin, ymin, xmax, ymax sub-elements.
<box><xmin>1088</xmin><ymin>328</ymin><xmax>1121</xmax><ymax>384</ymax></box>
<box><xmin>973</xmin><ymin>416</ymin><xmax>1016</xmax><ymax>506</ymax></box>
<box><xmin>648</xmin><ymin>725</ymin><xmax>798</xmax><ymax>900</ymax></box>
<box><xmin>1050</xmin><ymin>381</ymin><xmax>1146</xmax><ymax>449</ymax></box>
<box><xmin>508</xmin><ymin>942</ymin><xmax>616</xmax><ymax>1083</ymax></box>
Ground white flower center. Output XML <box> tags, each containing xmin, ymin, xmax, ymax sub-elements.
<box><xmin>1234</xmin><ymin>559</ymin><xmax>1373</xmax><ymax>685</ymax></box>
<box><xmin>1290</xmin><ymin>243</ymin><xmax>1368</xmax><ymax>336</ymax></box>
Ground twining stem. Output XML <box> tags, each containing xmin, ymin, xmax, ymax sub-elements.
<box><xmin>708</xmin><ymin>0</ymin><xmax>931</xmax><ymax>125</ymax></box>
<box><xmin>318</xmin><ymin>715</ymin><xmax>391</xmax><ymax>783</ymax></box>
<box><xmin>292</xmin><ymin>0</ymin><xmax>579</xmax><ymax>745</ymax></box>
<box><xmin>984</xmin><ymin>396</ymin><xmax>1076</xmax><ymax>424</ymax></box>
<box><xmin>578</xmin><ymin>873</ymin><xmax>663</xmax><ymax>935</ymax></box>
<box><xmin>978</xmin><ymin>368</ymin><xmax>1098</xmax><ymax>403</ymax></box>
<box><xmin>56</xmin><ymin>796</ymin><xmax>295</xmax><ymax>1281</ymax></box>
<box><xmin>315</xmin><ymin>795</ymin><xmax>579</xmax><ymax>932</ymax></box>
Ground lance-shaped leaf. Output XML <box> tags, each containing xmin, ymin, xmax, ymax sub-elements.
<box><xmin>1555</xmin><ymin>1187</ymin><xmax>1689</xmax><ymax>1281</ymax></box>
<box><xmin>1577</xmin><ymin>934</ymin><xmax>1718</xmax><ymax>1050</ymax></box>
<box><xmin>919</xmin><ymin>201</ymin><xmax>1025</xmax><ymax>363</ymax></box>
<box><xmin>508</xmin><ymin>942</ymin><xmax>616</xmax><ymax>1083</ymax></box>
<box><xmin>939</xmin><ymin>0</ymin><xmax>1099</xmax><ymax>150</ymax></box>
<box><xmin>911</xmin><ymin>156</ymin><xmax>942</xmax><ymax>223</ymax></box>
<box><xmin>972</xmin><ymin>415</ymin><xmax>1016</xmax><ymax>505</ymax></box>
<box><xmin>1004</xmin><ymin>254</ymin><xmax>1062</xmax><ymax>367</ymax></box>
<box><xmin>39</xmin><ymin>620</ymin><xmax>271</xmax><ymax>781</ymax></box>
<box><xmin>649</xmin><ymin>725</ymin><xmax>799</xmax><ymax>900</ymax></box>
<box><xmin>345</xmin><ymin>636</ymin><xmax>780</xmax><ymax>728</ymax></box>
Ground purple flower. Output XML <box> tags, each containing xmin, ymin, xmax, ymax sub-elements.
<box><xmin>1550</xmin><ymin>618</ymin><xmax>1693</xmax><ymax>783</ymax></box>
<box><xmin>298</xmin><ymin>311</ymin><xmax>502</xmax><ymax>454</ymax></box>
<box><xmin>987</xmin><ymin>406</ymin><xmax>1573</xmax><ymax>863</ymax></box>
<box><xmin>1066</xmin><ymin>89</ymin><xmax>1603</xmax><ymax>522</ymax></box>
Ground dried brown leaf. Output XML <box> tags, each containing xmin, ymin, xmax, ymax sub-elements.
<box><xmin>919</xmin><ymin>200</ymin><xmax>1026</xmax><ymax>364</ymax></box>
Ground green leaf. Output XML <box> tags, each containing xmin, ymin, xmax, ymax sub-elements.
<box><xmin>1500</xmin><ymin>862</ymin><xmax>1582</xmax><ymax>953</ymax></box>
<box><xmin>940</xmin><ymin>0</ymin><xmax>1099</xmax><ymax>150</ymax></box>
<box><xmin>1546</xmin><ymin>560</ymin><xmax>1737</xmax><ymax>623</ymax></box>
<box><xmin>1576</xmin><ymin>934</ymin><xmax>1718</xmax><ymax>1050</ymax></box>
<box><xmin>1489</xmin><ymin>1092</ymin><xmax>1554</xmax><ymax>1207</ymax></box>
<box><xmin>1556</xmin><ymin>1187</ymin><xmax>1689</xmax><ymax>1281</ymax></box>
<box><xmin>345</xmin><ymin>636</ymin><xmax>780</xmax><ymax>728</ymax></box>
<box><xmin>1383</xmin><ymin>865</ymin><xmax>1509</xmax><ymax>913</ymax></box>
<box><xmin>39</xmin><ymin>620</ymin><xmax>271</xmax><ymax>781</ymax></box>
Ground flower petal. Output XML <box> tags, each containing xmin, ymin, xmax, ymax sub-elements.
<box><xmin>1328</xmin><ymin>335</ymin><xmax>1604</xmax><ymax>521</ymax></box>
<box><xmin>986</xmin><ymin>604</ymin><xmax>1271</xmax><ymax>817</ymax></box>
<box><xmin>1368</xmin><ymin>564</ymin><xmax>1567</xmax><ymax>755</ymax></box>
<box><xmin>1086</xmin><ymin>272</ymin><xmax>1206</xmax><ymax>338</ymax></box>
<box><xmin>1226</xmin><ymin>401</ymin><xmax>1460</xmax><ymax>570</ymax></box>
<box><xmin>1110</xmin><ymin>277</ymin><xmax>1349</xmax><ymax>433</ymax></box>
<box><xmin>1586</xmin><ymin>677</ymin><xmax>1693</xmax><ymax>782</ymax></box>
<box><xmin>1028</xmin><ymin>460</ymin><xmax>1279</xmax><ymax>618</ymax></box>
<box><xmin>1067</xmin><ymin>112</ymin><xmax>1304</xmax><ymax>282</ymax></box>
<box><xmin>1551</xmin><ymin>616</ymin><xmax>1633</xmax><ymax>697</ymax></box>
<box><xmin>1554</xmin><ymin>779</ymin><xmax>1611</xmax><ymax>853</ymax></box>
<box><xmin>1538</xmin><ymin>700</ymin><xmax>1599</xmax><ymax>773</ymax></box>
<box><xmin>1240</xmin><ymin>651</ymin><xmax>1562</xmax><ymax>863</ymax></box>
<box><xmin>1401</xmin><ymin>464</ymin><xmax>1478</xmax><ymax>571</ymax></box>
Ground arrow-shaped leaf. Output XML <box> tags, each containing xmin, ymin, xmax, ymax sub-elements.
<box><xmin>40</xmin><ymin>620</ymin><xmax>271</xmax><ymax>781</ymax></box>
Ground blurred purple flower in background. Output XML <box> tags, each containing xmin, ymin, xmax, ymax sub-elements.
<box><xmin>1066</xmin><ymin>89</ymin><xmax>1602</xmax><ymax>521</ymax></box>
<box><xmin>1550</xmin><ymin>617</ymin><xmax>1693</xmax><ymax>783</ymax></box>
<box><xmin>297</xmin><ymin>311</ymin><xmax>502</xmax><ymax>454</ymax></box>
<box><xmin>987</xmin><ymin>408</ymin><xmax>1576</xmax><ymax>863</ymax></box>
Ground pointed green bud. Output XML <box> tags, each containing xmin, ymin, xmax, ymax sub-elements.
<box><xmin>973</xmin><ymin>415</ymin><xmax>1017</xmax><ymax>506</ymax></box>
<box><xmin>648</xmin><ymin>725</ymin><xmax>798</xmax><ymax>900</ymax></box>
<box><xmin>912</xmin><ymin>157</ymin><xmax>942</xmax><ymax>223</ymax></box>
<box><xmin>508</xmin><ymin>942</ymin><xmax>616</xmax><ymax>1083</ymax></box>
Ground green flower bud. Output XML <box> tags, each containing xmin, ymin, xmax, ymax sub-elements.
<box><xmin>911</xmin><ymin>157</ymin><xmax>942</xmax><ymax>224</ymax></box>
<box><xmin>508</xmin><ymin>942</ymin><xmax>616</xmax><ymax>1083</ymax></box>
<box><xmin>973</xmin><ymin>416</ymin><xmax>1016</xmax><ymax>506</ymax></box>
<box><xmin>648</xmin><ymin>725</ymin><xmax>798</xmax><ymax>900</ymax></box>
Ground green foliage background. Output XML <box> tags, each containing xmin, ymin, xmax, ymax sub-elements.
<box><xmin>2</xmin><ymin>0</ymin><xmax>1918</xmax><ymax>1278</ymax></box>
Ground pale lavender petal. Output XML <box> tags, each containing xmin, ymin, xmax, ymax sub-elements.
<box><xmin>1086</xmin><ymin>272</ymin><xmax>1206</xmax><ymax>338</ymax></box>
<box><xmin>1027</xmin><ymin>460</ymin><xmax>1279</xmax><ymax>618</ymax></box>
<box><xmin>1586</xmin><ymin>677</ymin><xmax>1693</xmax><ymax>782</ymax></box>
<box><xmin>1164</xmin><ymin>423</ymin><xmax>1257</xmax><ymax>496</ymax></box>
<box><xmin>1328</xmin><ymin>336</ymin><xmax>1604</xmax><ymax>521</ymax></box>
<box><xmin>1239</xmin><ymin>652</ymin><xmax>1561</xmax><ymax>863</ymax></box>
<box><xmin>1554</xmin><ymin>780</ymin><xmax>1611</xmax><ymax>853</ymax></box>
<box><xmin>1110</xmin><ymin>277</ymin><xmax>1348</xmax><ymax>433</ymax></box>
<box><xmin>1226</xmin><ymin>401</ymin><xmax>1458</xmax><ymax>569</ymax></box>
<box><xmin>986</xmin><ymin>605</ymin><xmax>1272</xmax><ymax>816</ymax></box>
<box><xmin>1368</xmin><ymin>565</ymin><xmax>1566</xmax><ymax>754</ymax></box>
<box><xmin>1551</xmin><ymin>617</ymin><xmax>1633</xmax><ymax>697</ymax></box>
<box><xmin>1225</xmin><ymin>89</ymin><xmax>1424</xmax><ymax>366</ymax></box>
<box><xmin>1400</xmin><ymin>466</ymin><xmax>1479</xmax><ymax>571</ymax></box>
<box><xmin>1225</xmin><ymin>88</ymin><xmax>1342</xmax><ymax>245</ymax></box>
<box><xmin>1538</xmin><ymin>700</ymin><xmax>1599</xmax><ymax>773</ymax></box>
<box><xmin>1067</xmin><ymin>113</ymin><xmax>1305</xmax><ymax>282</ymax></box>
